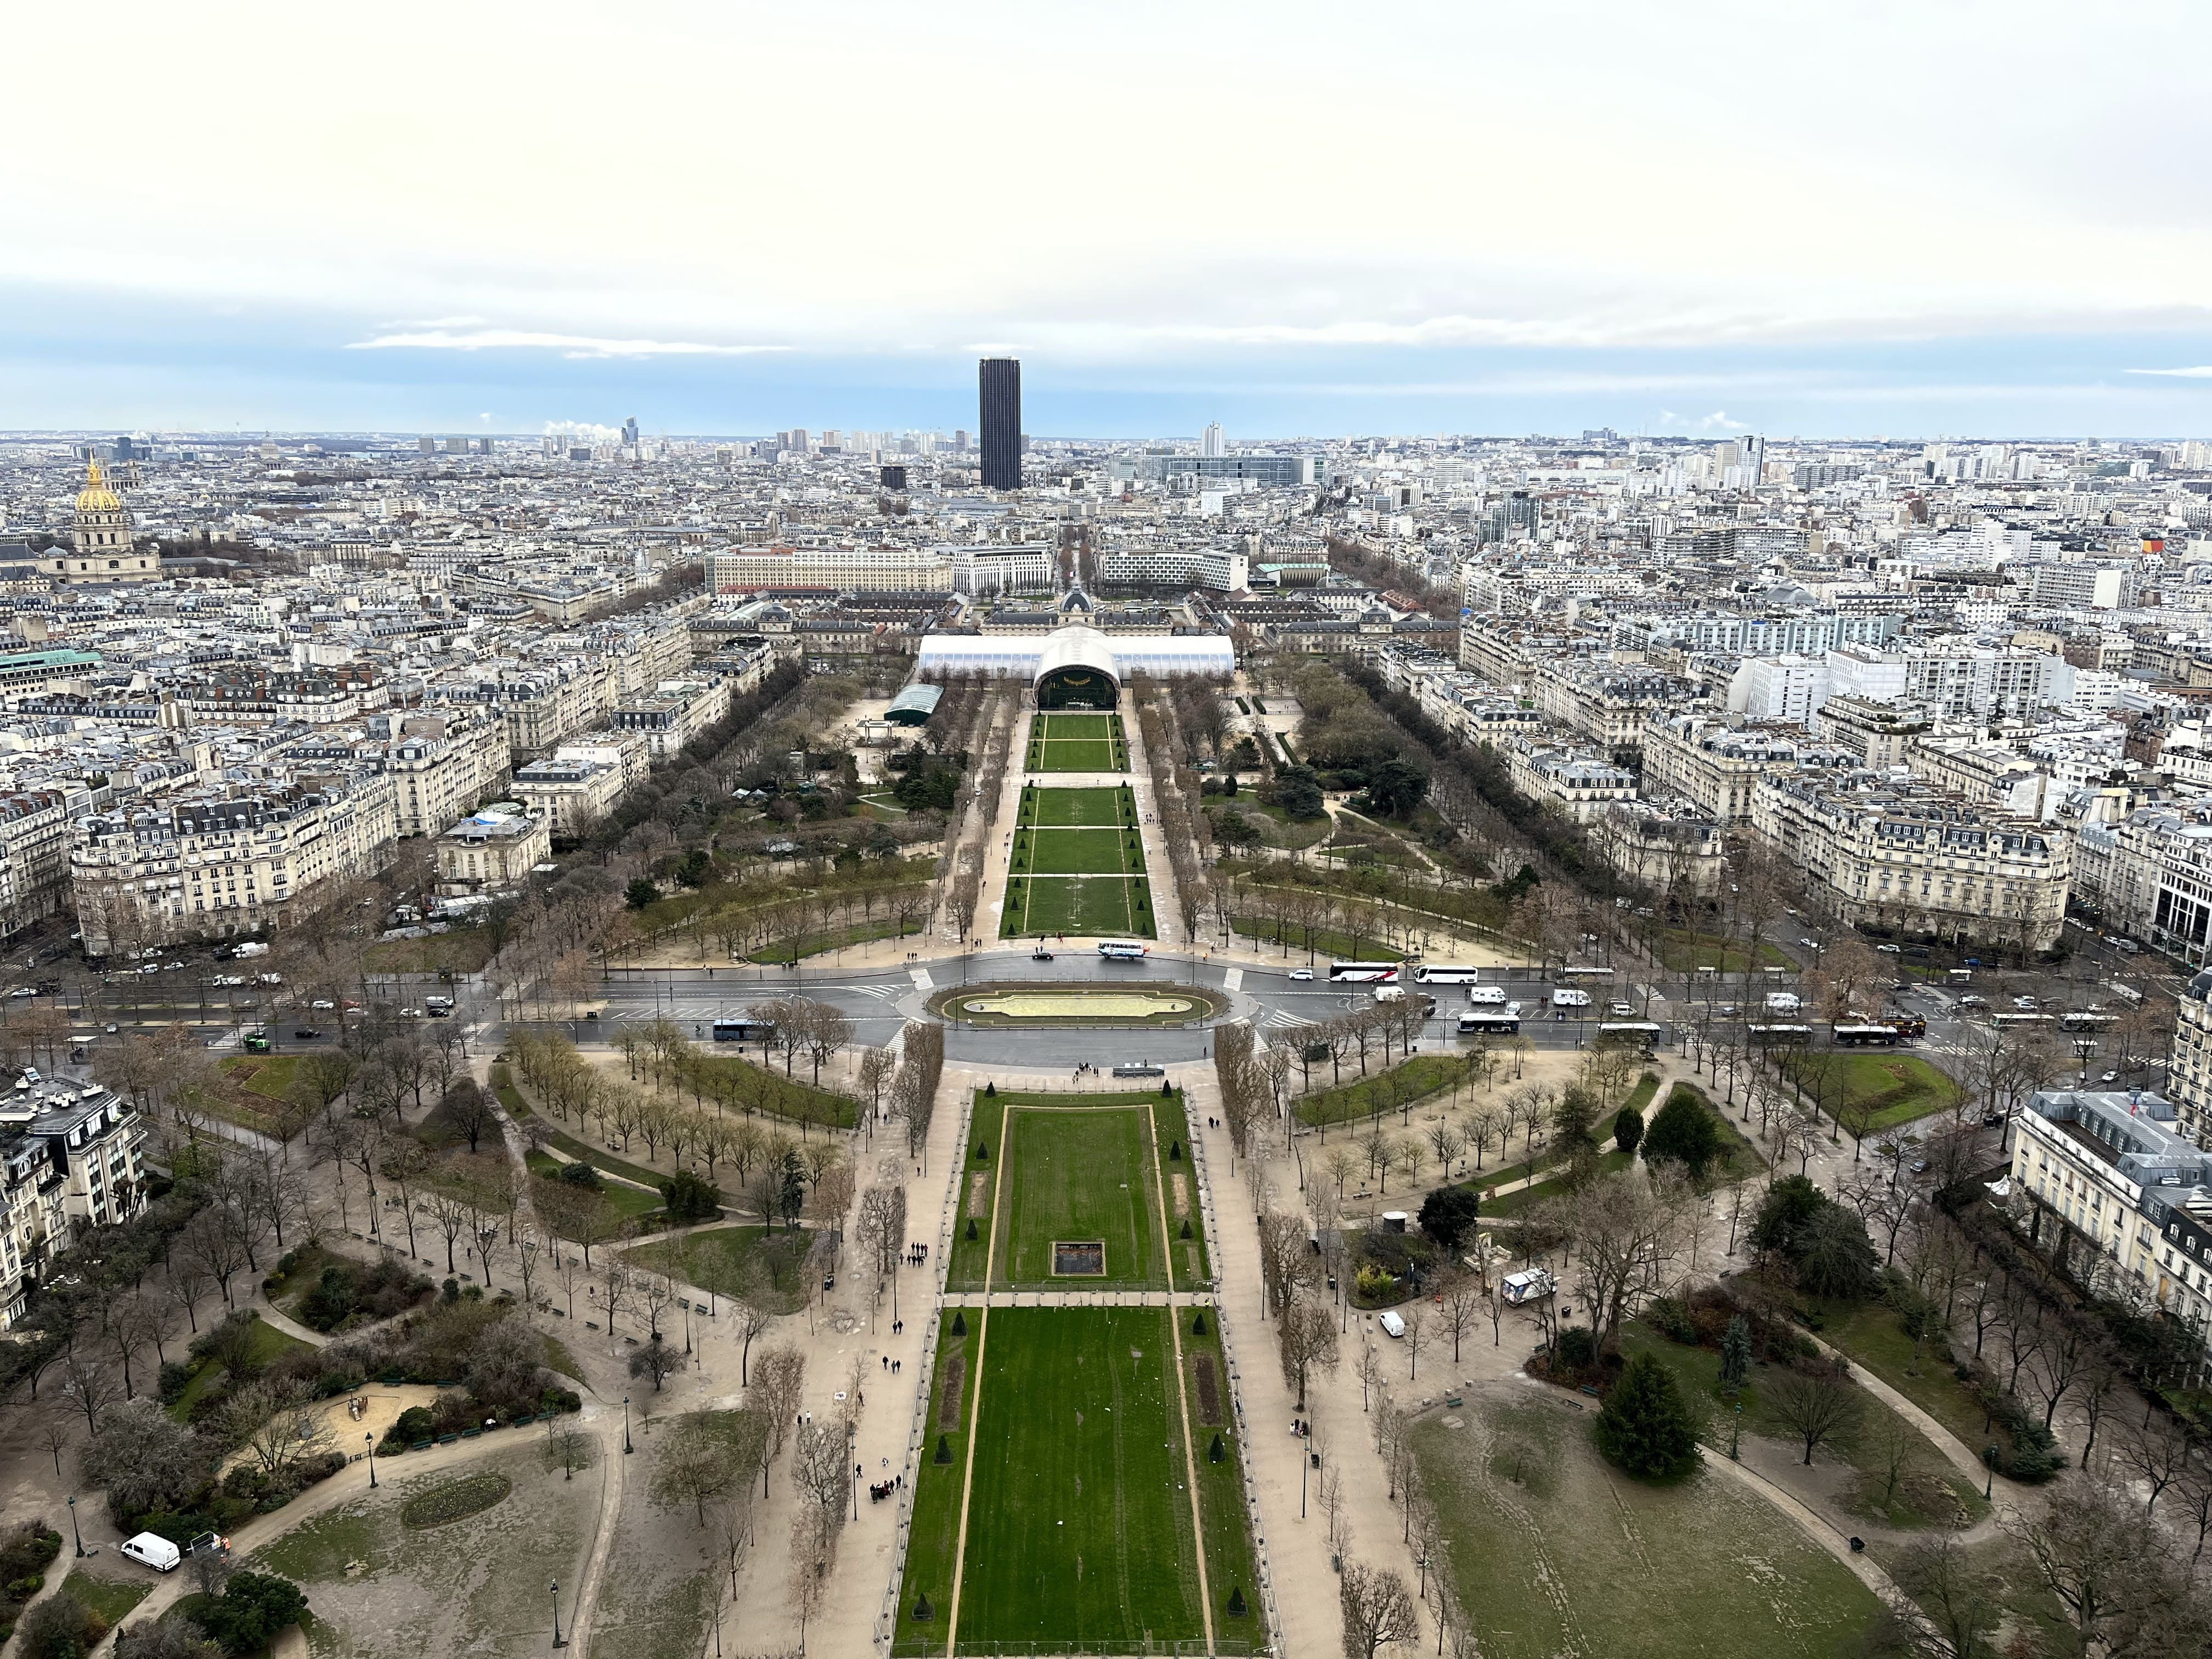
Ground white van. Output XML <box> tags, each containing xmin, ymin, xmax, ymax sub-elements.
<box><xmin>1550</xmin><ymin>988</ymin><xmax>1590</xmax><ymax>1009</ymax></box>
<box><xmin>120</xmin><ymin>1533</ymin><xmax>181</xmax><ymax>1573</ymax></box>
<box><xmin>1500</xmin><ymin>1267</ymin><xmax>1556</xmax><ymax>1306</ymax></box>
<box><xmin>1466</xmin><ymin>985</ymin><xmax>1509</xmax><ymax>1007</ymax></box>
<box><xmin>1377</xmin><ymin>1310</ymin><xmax>1407</xmax><ymax>1339</ymax></box>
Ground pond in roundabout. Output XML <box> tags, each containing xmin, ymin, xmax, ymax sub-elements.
<box><xmin>963</xmin><ymin>991</ymin><xmax>1195</xmax><ymax>1020</ymax></box>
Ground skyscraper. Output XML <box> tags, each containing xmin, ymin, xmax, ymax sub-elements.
<box><xmin>979</xmin><ymin>358</ymin><xmax>1021</xmax><ymax>490</ymax></box>
<box><xmin>1201</xmin><ymin>422</ymin><xmax>1224</xmax><ymax>458</ymax></box>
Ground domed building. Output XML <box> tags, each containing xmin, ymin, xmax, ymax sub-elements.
<box><xmin>46</xmin><ymin>459</ymin><xmax>157</xmax><ymax>583</ymax></box>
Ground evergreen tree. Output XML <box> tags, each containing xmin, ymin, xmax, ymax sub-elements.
<box><xmin>1593</xmin><ymin>1351</ymin><xmax>1700</xmax><ymax>1479</ymax></box>
<box><xmin>1640</xmin><ymin>1087</ymin><xmax>1725</xmax><ymax>1178</ymax></box>
<box><xmin>1719</xmin><ymin>1314</ymin><xmax>1752</xmax><ymax>1396</ymax></box>
<box><xmin>1613</xmin><ymin>1105</ymin><xmax>1644</xmax><ymax>1159</ymax></box>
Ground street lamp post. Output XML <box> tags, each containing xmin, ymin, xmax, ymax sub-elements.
<box><xmin>67</xmin><ymin>1494</ymin><xmax>82</xmax><ymax>1557</ymax></box>
<box><xmin>551</xmin><ymin>1581</ymin><xmax>567</xmax><ymax>1649</ymax></box>
<box><xmin>1984</xmin><ymin>1449</ymin><xmax>1996</xmax><ymax>1502</ymax></box>
<box><xmin>366</xmin><ymin>1431</ymin><xmax>377</xmax><ymax>1488</ymax></box>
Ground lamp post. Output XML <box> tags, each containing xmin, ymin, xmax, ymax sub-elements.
<box><xmin>366</xmin><ymin>1431</ymin><xmax>378</xmax><ymax>1488</ymax></box>
<box><xmin>623</xmin><ymin>1395</ymin><xmax>634</xmax><ymax>1455</ymax></box>
<box><xmin>67</xmin><ymin>1494</ymin><xmax>82</xmax><ymax>1558</ymax></box>
<box><xmin>551</xmin><ymin>1581</ymin><xmax>567</xmax><ymax>1649</ymax></box>
<box><xmin>1730</xmin><ymin>1403</ymin><xmax>1742</xmax><ymax>1462</ymax></box>
<box><xmin>1984</xmin><ymin>1448</ymin><xmax>1996</xmax><ymax>1501</ymax></box>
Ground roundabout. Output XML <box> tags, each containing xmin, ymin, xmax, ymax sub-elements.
<box><xmin>929</xmin><ymin>980</ymin><xmax>1226</xmax><ymax>1027</ymax></box>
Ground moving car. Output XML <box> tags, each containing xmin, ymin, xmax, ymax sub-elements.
<box><xmin>1289</xmin><ymin>968</ymin><xmax>1314</xmax><ymax>981</ymax></box>
<box><xmin>1875</xmin><ymin>943</ymin><xmax>1901</xmax><ymax>953</ymax></box>
<box><xmin>294</xmin><ymin>1027</ymin><xmax>322</xmax><ymax>1040</ymax></box>
<box><xmin>311</xmin><ymin>1000</ymin><xmax>335</xmax><ymax>1010</ymax></box>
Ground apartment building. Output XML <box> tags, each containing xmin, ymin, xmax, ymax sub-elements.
<box><xmin>950</xmin><ymin>544</ymin><xmax>1055</xmax><ymax>596</ymax></box>
<box><xmin>179</xmin><ymin>666</ymin><xmax>388</xmax><ymax>725</ymax></box>
<box><xmin>436</xmin><ymin>805</ymin><xmax>552</xmax><ymax>897</ymax></box>
<box><xmin>0</xmin><ymin>1077</ymin><xmax>149</xmax><ymax>1329</ymax></box>
<box><xmin>1530</xmin><ymin>664</ymin><xmax>1692</xmax><ymax>754</ymax></box>
<box><xmin>380</xmin><ymin>710</ymin><xmax>512</xmax><ymax>839</ymax></box>
<box><xmin>2006</xmin><ymin>1087</ymin><xmax>2212</xmax><ymax>1329</ymax></box>
<box><xmin>1641</xmin><ymin>714</ymin><xmax>1826</xmax><ymax>824</ymax></box>
<box><xmin>612</xmin><ymin>677</ymin><xmax>733</xmax><ymax>758</ymax></box>
<box><xmin>1748</xmin><ymin>774</ymin><xmax>2070</xmax><ymax>952</ymax></box>
<box><xmin>0</xmin><ymin>789</ymin><xmax>83</xmax><ymax>939</ymax></box>
<box><xmin>1812</xmin><ymin>695</ymin><xmax>1932</xmax><ymax>768</ymax></box>
<box><xmin>1095</xmin><ymin>543</ymin><xmax>1251</xmax><ymax>592</ymax></box>
<box><xmin>70</xmin><ymin>775</ymin><xmax>399</xmax><ymax>953</ymax></box>
<box><xmin>510</xmin><ymin>753</ymin><xmax>625</xmax><ymax>839</ymax></box>
<box><xmin>1505</xmin><ymin>738</ymin><xmax>1639</xmax><ymax>823</ymax></box>
<box><xmin>1591</xmin><ymin>799</ymin><xmax>1728</xmax><ymax>895</ymax></box>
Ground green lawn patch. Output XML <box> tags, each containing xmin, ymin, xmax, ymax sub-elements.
<box><xmin>1294</xmin><ymin>1053</ymin><xmax>1466</xmax><ymax>1128</ymax></box>
<box><xmin>947</xmin><ymin>1307</ymin><xmax>1210</xmax><ymax>1649</ymax></box>
<box><xmin>1231</xmin><ymin>916</ymin><xmax>1406</xmax><ymax>963</ymax></box>
<box><xmin>680</xmin><ymin>1052</ymin><xmax>859</xmax><ymax>1131</ymax></box>
<box><xmin>747</xmin><ymin>913</ymin><xmax>926</xmax><ymax>964</ymax></box>
<box><xmin>489</xmin><ymin>1062</ymin><xmax>530</xmax><ymax>1118</ymax></box>
<box><xmin>168</xmin><ymin>1313</ymin><xmax>313</xmax><ymax>1420</ymax></box>
<box><xmin>1009</xmin><ymin>826</ymin><xmax>1146</xmax><ymax>876</ymax></box>
<box><xmin>1655</xmin><ymin>929</ymin><xmax>1797</xmax><ymax>974</ymax></box>
<box><xmin>526</xmin><ymin>1152</ymin><xmax>667</xmax><ymax>1226</ymax></box>
<box><xmin>1481</xmin><ymin>1151</ymin><xmax>1634</xmax><ymax>1217</ymax></box>
<box><xmin>624</xmin><ymin>1225</ymin><xmax>815</xmax><ymax>1313</ymax></box>
<box><xmin>1413</xmin><ymin>1389</ymin><xmax>1881</xmax><ymax>1659</ymax></box>
<box><xmin>1002</xmin><ymin>876</ymin><xmax>1156</xmax><ymax>939</ymax></box>
<box><xmin>363</xmin><ymin>930</ymin><xmax>495</xmax><ymax>975</ymax></box>
<box><xmin>1815</xmin><ymin>1300</ymin><xmax>1991</xmax><ymax>1454</ymax></box>
<box><xmin>60</xmin><ymin>1569</ymin><xmax>150</xmax><ymax>1628</ymax></box>
<box><xmin>1017</xmin><ymin>785</ymin><xmax>1136</xmax><ymax>828</ymax></box>
<box><xmin>1786</xmin><ymin>1052</ymin><xmax>1965</xmax><ymax>1135</ymax></box>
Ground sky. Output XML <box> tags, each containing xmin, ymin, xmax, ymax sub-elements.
<box><xmin>10</xmin><ymin>0</ymin><xmax>2212</xmax><ymax>441</ymax></box>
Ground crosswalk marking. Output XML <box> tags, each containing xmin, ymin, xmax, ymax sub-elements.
<box><xmin>910</xmin><ymin>968</ymin><xmax>933</xmax><ymax>990</ymax></box>
<box><xmin>1223</xmin><ymin>967</ymin><xmax>1243</xmax><ymax>991</ymax></box>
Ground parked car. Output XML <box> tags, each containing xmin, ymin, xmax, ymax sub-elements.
<box><xmin>1875</xmin><ymin>943</ymin><xmax>1901</xmax><ymax>953</ymax></box>
<box><xmin>5</xmin><ymin>986</ymin><xmax>32</xmax><ymax>998</ymax></box>
<box><xmin>1609</xmin><ymin>1002</ymin><xmax>1634</xmax><ymax>1017</ymax></box>
<box><xmin>1378</xmin><ymin>1311</ymin><xmax>1407</xmax><ymax>1339</ymax></box>
<box><xmin>311</xmin><ymin>999</ymin><xmax>335</xmax><ymax>1010</ymax></box>
<box><xmin>2012</xmin><ymin>996</ymin><xmax>2038</xmax><ymax>1011</ymax></box>
<box><xmin>1798</xmin><ymin>937</ymin><xmax>1820</xmax><ymax>949</ymax></box>
<box><xmin>294</xmin><ymin>1027</ymin><xmax>323</xmax><ymax>1040</ymax></box>
<box><xmin>1289</xmin><ymin>968</ymin><xmax>1314</xmax><ymax>981</ymax></box>
<box><xmin>103</xmin><ymin>1023</ymin><xmax>119</xmax><ymax>1034</ymax></box>
<box><xmin>2101</xmin><ymin>1070</ymin><xmax>2119</xmax><ymax>1084</ymax></box>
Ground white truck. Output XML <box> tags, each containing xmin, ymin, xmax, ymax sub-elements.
<box><xmin>1466</xmin><ymin>984</ymin><xmax>1509</xmax><ymax>1007</ymax></box>
<box><xmin>1501</xmin><ymin>1267</ymin><xmax>1557</xmax><ymax>1306</ymax></box>
<box><xmin>1763</xmin><ymin>991</ymin><xmax>1803</xmax><ymax>1014</ymax></box>
<box><xmin>1550</xmin><ymin>987</ymin><xmax>1591</xmax><ymax>1009</ymax></box>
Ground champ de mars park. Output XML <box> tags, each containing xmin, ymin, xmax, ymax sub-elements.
<box><xmin>1</xmin><ymin>635</ymin><xmax>2194</xmax><ymax>1659</ymax></box>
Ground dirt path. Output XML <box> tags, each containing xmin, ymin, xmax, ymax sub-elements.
<box><xmin>941</xmin><ymin>1077</ymin><xmax>1011</xmax><ymax>1651</ymax></box>
<box><xmin>563</xmin><ymin>1419</ymin><xmax>627</xmax><ymax>1657</ymax></box>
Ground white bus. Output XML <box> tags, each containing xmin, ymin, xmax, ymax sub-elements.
<box><xmin>1990</xmin><ymin>1012</ymin><xmax>2053</xmax><ymax>1028</ymax></box>
<box><xmin>1328</xmin><ymin>961</ymin><xmax>1401</xmax><ymax>983</ymax></box>
<box><xmin>1459</xmin><ymin>1010</ymin><xmax>1521</xmax><ymax>1036</ymax></box>
<box><xmin>1413</xmin><ymin>963</ymin><xmax>1487</xmax><ymax>985</ymax></box>
<box><xmin>1096</xmin><ymin>940</ymin><xmax>1150</xmax><ymax>960</ymax></box>
<box><xmin>1596</xmin><ymin>1021</ymin><xmax>1662</xmax><ymax>1042</ymax></box>
<box><xmin>1559</xmin><ymin>965</ymin><xmax>1614</xmax><ymax>979</ymax></box>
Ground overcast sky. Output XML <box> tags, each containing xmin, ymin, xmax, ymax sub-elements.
<box><xmin>10</xmin><ymin>0</ymin><xmax>2212</xmax><ymax>439</ymax></box>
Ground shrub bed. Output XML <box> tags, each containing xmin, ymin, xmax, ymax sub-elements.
<box><xmin>400</xmin><ymin>1471</ymin><xmax>514</xmax><ymax>1530</ymax></box>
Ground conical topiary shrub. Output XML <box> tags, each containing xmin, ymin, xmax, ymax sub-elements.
<box><xmin>984</xmin><ymin>1082</ymin><xmax>996</xmax><ymax>1097</ymax></box>
<box><xmin>1210</xmin><ymin>1433</ymin><xmax>1227</xmax><ymax>1464</ymax></box>
<box><xmin>1181</xmin><ymin>1218</ymin><xmax>1194</xmax><ymax>1240</ymax></box>
<box><xmin>934</xmin><ymin>1435</ymin><xmax>952</xmax><ymax>1464</ymax></box>
<box><xmin>951</xmin><ymin>1311</ymin><xmax>967</xmax><ymax>1336</ymax></box>
<box><xmin>966</xmin><ymin>1218</ymin><xmax>979</xmax><ymax>1241</ymax></box>
<box><xmin>1169</xmin><ymin>1138</ymin><xmax>1182</xmax><ymax>1160</ymax></box>
<box><xmin>913</xmin><ymin>1592</ymin><xmax>934</xmax><ymax>1621</ymax></box>
<box><xmin>975</xmin><ymin>1141</ymin><xmax>990</xmax><ymax>1159</ymax></box>
<box><xmin>1193</xmin><ymin>1311</ymin><xmax>1206</xmax><ymax>1335</ymax></box>
<box><xmin>1227</xmin><ymin>1587</ymin><xmax>1247</xmax><ymax>1617</ymax></box>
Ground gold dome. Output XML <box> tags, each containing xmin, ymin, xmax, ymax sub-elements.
<box><xmin>75</xmin><ymin>458</ymin><xmax>123</xmax><ymax>514</ymax></box>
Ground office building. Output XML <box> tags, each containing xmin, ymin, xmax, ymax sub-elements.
<box><xmin>980</xmin><ymin>358</ymin><xmax>1022</xmax><ymax>490</ymax></box>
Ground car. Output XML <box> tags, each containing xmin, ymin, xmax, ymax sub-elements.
<box><xmin>2101</xmin><ymin>1070</ymin><xmax>2118</xmax><ymax>1084</ymax></box>
<box><xmin>103</xmin><ymin>1023</ymin><xmax>119</xmax><ymax>1034</ymax></box>
<box><xmin>294</xmin><ymin>1027</ymin><xmax>322</xmax><ymax>1040</ymax></box>
<box><xmin>1799</xmin><ymin>937</ymin><xmax>1819</xmax><ymax>949</ymax></box>
<box><xmin>311</xmin><ymin>999</ymin><xmax>335</xmax><ymax>1010</ymax></box>
<box><xmin>1289</xmin><ymin>968</ymin><xmax>1314</xmax><ymax>981</ymax></box>
<box><xmin>1958</xmin><ymin>995</ymin><xmax>1989</xmax><ymax>1009</ymax></box>
<box><xmin>161</xmin><ymin>962</ymin><xmax>185</xmax><ymax>972</ymax></box>
<box><xmin>1910</xmin><ymin>1158</ymin><xmax>1932</xmax><ymax>1175</ymax></box>
<box><xmin>5</xmin><ymin>986</ymin><xmax>32</xmax><ymax>998</ymax></box>
<box><xmin>2012</xmin><ymin>997</ymin><xmax>2038</xmax><ymax>1011</ymax></box>
<box><xmin>1718</xmin><ymin>1003</ymin><xmax>1741</xmax><ymax>1015</ymax></box>
<box><xmin>1609</xmin><ymin>1002</ymin><xmax>1635</xmax><ymax>1017</ymax></box>
<box><xmin>1875</xmin><ymin>943</ymin><xmax>1901</xmax><ymax>953</ymax></box>
<box><xmin>1031</xmin><ymin>950</ymin><xmax>1054</xmax><ymax>962</ymax></box>
<box><xmin>400</xmin><ymin>1007</ymin><xmax>424</xmax><ymax>1018</ymax></box>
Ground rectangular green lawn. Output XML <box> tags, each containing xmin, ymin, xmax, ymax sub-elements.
<box><xmin>1000</xmin><ymin>1105</ymin><xmax>1165</xmax><ymax>1288</ymax></box>
<box><xmin>1012</xmin><ymin>825</ymin><xmax>1146</xmax><ymax>875</ymax></box>
<box><xmin>895</xmin><ymin>1308</ymin><xmax>982</xmax><ymax>1655</ymax></box>
<box><xmin>1019</xmin><ymin>785</ymin><xmax>1135</xmax><ymax>827</ymax></box>
<box><xmin>1039</xmin><ymin>713</ymin><xmax>1119</xmax><ymax>741</ymax></box>
<box><xmin>951</xmin><ymin>1307</ymin><xmax>1207</xmax><ymax>1649</ymax></box>
<box><xmin>1031</xmin><ymin>736</ymin><xmax>1121</xmax><ymax>771</ymax></box>
<box><xmin>1004</xmin><ymin>876</ymin><xmax>1155</xmax><ymax>938</ymax></box>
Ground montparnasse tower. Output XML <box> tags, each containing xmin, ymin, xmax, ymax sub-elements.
<box><xmin>50</xmin><ymin>458</ymin><xmax>156</xmax><ymax>582</ymax></box>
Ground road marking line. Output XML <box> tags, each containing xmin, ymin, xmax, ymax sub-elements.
<box><xmin>910</xmin><ymin>967</ymin><xmax>933</xmax><ymax>990</ymax></box>
<box><xmin>1223</xmin><ymin>967</ymin><xmax>1243</xmax><ymax>991</ymax></box>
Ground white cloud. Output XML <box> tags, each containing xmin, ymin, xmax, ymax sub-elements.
<box><xmin>2129</xmin><ymin>366</ymin><xmax>2212</xmax><ymax>377</ymax></box>
<box><xmin>346</xmin><ymin>328</ymin><xmax>787</xmax><ymax>360</ymax></box>
<box><xmin>1697</xmin><ymin>410</ymin><xmax>1751</xmax><ymax>431</ymax></box>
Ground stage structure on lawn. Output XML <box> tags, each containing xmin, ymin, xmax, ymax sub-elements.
<box><xmin>911</xmin><ymin>625</ymin><xmax>1234</xmax><ymax>710</ymax></box>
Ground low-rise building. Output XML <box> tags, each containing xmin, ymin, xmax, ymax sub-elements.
<box><xmin>435</xmin><ymin>804</ymin><xmax>551</xmax><ymax>897</ymax></box>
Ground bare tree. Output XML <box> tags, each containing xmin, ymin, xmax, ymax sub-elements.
<box><xmin>1340</xmin><ymin>1559</ymin><xmax>1422</xmax><ymax>1659</ymax></box>
<box><xmin>1276</xmin><ymin>1292</ymin><xmax>1340</xmax><ymax>1411</ymax></box>
<box><xmin>1768</xmin><ymin>1366</ymin><xmax>1861</xmax><ymax>1466</ymax></box>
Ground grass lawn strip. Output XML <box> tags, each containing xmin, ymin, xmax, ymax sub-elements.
<box><xmin>950</xmin><ymin>1308</ymin><xmax>1210</xmax><ymax>1650</ymax></box>
<box><xmin>1294</xmin><ymin>1053</ymin><xmax>1468</xmax><ymax>1128</ymax></box>
<box><xmin>60</xmin><ymin>1570</ymin><xmax>149</xmax><ymax>1629</ymax></box>
<box><xmin>1412</xmin><ymin>1389</ymin><xmax>1881</xmax><ymax>1659</ymax></box>
<box><xmin>1788</xmin><ymin>1052</ymin><xmax>1965</xmax><ymax>1135</ymax></box>
<box><xmin>624</xmin><ymin>1224</ymin><xmax>815</xmax><ymax>1314</ymax></box>
<box><xmin>170</xmin><ymin>1313</ymin><xmax>313</xmax><ymax>1420</ymax></box>
<box><xmin>1002</xmin><ymin>876</ymin><xmax>1153</xmax><ymax>939</ymax></box>
<box><xmin>1018</xmin><ymin>785</ymin><xmax>1136</xmax><ymax>828</ymax></box>
<box><xmin>1000</xmin><ymin>1105</ymin><xmax>1166</xmax><ymax>1289</ymax></box>
<box><xmin>894</xmin><ymin>1308</ymin><xmax>981</xmax><ymax>1652</ymax></box>
<box><xmin>1013</xmin><ymin>826</ymin><xmax>1145</xmax><ymax>875</ymax></box>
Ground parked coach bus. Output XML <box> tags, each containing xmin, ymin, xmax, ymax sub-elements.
<box><xmin>1413</xmin><ymin>963</ymin><xmax>1487</xmax><ymax>985</ymax></box>
<box><xmin>1329</xmin><ymin>961</ymin><xmax>1401</xmax><ymax>983</ymax></box>
<box><xmin>1747</xmin><ymin>1023</ymin><xmax>1814</xmax><ymax>1046</ymax></box>
<box><xmin>1559</xmin><ymin>965</ymin><xmax>1614</xmax><ymax>979</ymax></box>
<box><xmin>1832</xmin><ymin>1023</ymin><xmax>1903</xmax><ymax>1046</ymax></box>
<box><xmin>1097</xmin><ymin>940</ymin><xmax>1150</xmax><ymax>960</ymax></box>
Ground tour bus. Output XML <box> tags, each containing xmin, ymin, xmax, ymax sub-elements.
<box><xmin>712</xmin><ymin>1017</ymin><xmax>775</xmax><ymax>1043</ymax></box>
<box><xmin>1832</xmin><ymin>1023</ymin><xmax>1904</xmax><ymax>1046</ymax></box>
<box><xmin>1559</xmin><ymin>965</ymin><xmax>1613</xmax><ymax>979</ymax></box>
<box><xmin>2061</xmin><ymin>1012</ymin><xmax>2119</xmax><ymax>1032</ymax></box>
<box><xmin>1990</xmin><ymin>1012</ymin><xmax>2053</xmax><ymax>1029</ymax></box>
<box><xmin>1596</xmin><ymin>1021</ymin><xmax>1662</xmax><ymax>1043</ymax></box>
<box><xmin>1466</xmin><ymin>984</ymin><xmax>1510</xmax><ymax>1007</ymax></box>
<box><xmin>1328</xmin><ymin>961</ymin><xmax>1401</xmax><ymax>983</ymax></box>
<box><xmin>1413</xmin><ymin>963</ymin><xmax>1487</xmax><ymax>986</ymax></box>
<box><xmin>1747</xmin><ymin>1023</ymin><xmax>1814</xmax><ymax>1046</ymax></box>
<box><xmin>1097</xmin><ymin>940</ymin><xmax>1150</xmax><ymax>961</ymax></box>
<box><xmin>1459</xmin><ymin>1009</ymin><xmax>1522</xmax><ymax>1037</ymax></box>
